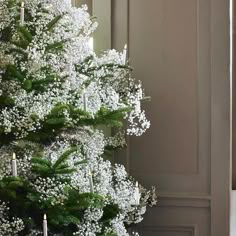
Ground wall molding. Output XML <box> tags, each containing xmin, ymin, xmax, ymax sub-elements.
<box><xmin>158</xmin><ymin>192</ymin><xmax>211</xmax><ymax>208</ymax></box>
<box><xmin>210</xmin><ymin>0</ymin><xmax>231</xmax><ymax>235</ymax></box>
<box><xmin>137</xmin><ymin>225</ymin><xmax>198</xmax><ymax>236</ymax></box>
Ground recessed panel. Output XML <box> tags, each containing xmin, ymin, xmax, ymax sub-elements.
<box><xmin>129</xmin><ymin>0</ymin><xmax>198</xmax><ymax>175</ymax></box>
<box><xmin>138</xmin><ymin>231</ymin><xmax>191</xmax><ymax>236</ymax></box>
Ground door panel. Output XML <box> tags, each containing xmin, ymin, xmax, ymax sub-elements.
<box><xmin>112</xmin><ymin>0</ymin><xmax>230</xmax><ymax>236</ymax></box>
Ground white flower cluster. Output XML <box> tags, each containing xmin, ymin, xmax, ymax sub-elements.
<box><xmin>0</xmin><ymin>0</ymin><xmax>149</xmax><ymax>138</ymax></box>
<box><xmin>105</xmin><ymin>131</ymin><xmax>127</xmax><ymax>149</ymax></box>
<box><xmin>73</xmin><ymin>221</ymin><xmax>102</xmax><ymax>236</ymax></box>
<box><xmin>0</xmin><ymin>0</ymin><xmax>17</xmax><ymax>31</ymax></box>
<box><xmin>126</xmin><ymin>81</ymin><xmax>150</xmax><ymax>136</ymax></box>
<box><xmin>73</xmin><ymin>208</ymin><xmax>105</xmax><ymax>235</ymax></box>
<box><xmin>26</xmin><ymin>229</ymin><xmax>43</xmax><ymax>236</ymax></box>
<box><xmin>0</xmin><ymin>201</ymin><xmax>25</xmax><ymax>235</ymax></box>
<box><xmin>111</xmin><ymin>215</ymin><xmax>130</xmax><ymax>236</ymax></box>
<box><xmin>30</xmin><ymin>177</ymin><xmax>69</xmax><ymax>206</ymax></box>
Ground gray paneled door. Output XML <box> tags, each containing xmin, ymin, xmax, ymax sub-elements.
<box><xmin>112</xmin><ymin>1</ymin><xmax>231</xmax><ymax>236</ymax></box>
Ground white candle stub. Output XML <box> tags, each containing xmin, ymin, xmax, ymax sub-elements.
<box><xmin>123</xmin><ymin>44</ymin><xmax>127</xmax><ymax>65</ymax></box>
<box><xmin>20</xmin><ymin>1</ymin><xmax>25</xmax><ymax>26</ymax></box>
<box><xmin>12</xmin><ymin>153</ymin><xmax>17</xmax><ymax>177</ymax></box>
<box><xmin>43</xmin><ymin>214</ymin><xmax>48</xmax><ymax>236</ymax></box>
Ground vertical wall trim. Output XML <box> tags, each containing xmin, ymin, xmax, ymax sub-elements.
<box><xmin>210</xmin><ymin>0</ymin><xmax>231</xmax><ymax>235</ymax></box>
<box><xmin>232</xmin><ymin>0</ymin><xmax>236</xmax><ymax>189</ymax></box>
<box><xmin>71</xmin><ymin>0</ymin><xmax>76</xmax><ymax>7</ymax></box>
<box><xmin>230</xmin><ymin>0</ymin><xmax>233</xmax><ymax>233</ymax></box>
<box><xmin>111</xmin><ymin>0</ymin><xmax>131</xmax><ymax>170</ymax></box>
<box><xmin>127</xmin><ymin>0</ymin><xmax>130</xmax><ymax>59</ymax></box>
<box><xmin>196</xmin><ymin>0</ymin><xmax>200</xmax><ymax>174</ymax></box>
<box><xmin>92</xmin><ymin>0</ymin><xmax>111</xmax><ymax>53</ymax></box>
<box><xmin>126</xmin><ymin>0</ymin><xmax>131</xmax><ymax>172</ymax></box>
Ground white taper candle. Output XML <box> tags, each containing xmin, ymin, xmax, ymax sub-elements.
<box><xmin>83</xmin><ymin>92</ymin><xmax>87</xmax><ymax>112</ymax></box>
<box><xmin>83</xmin><ymin>92</ymin><xmax>94</xmax><ymax>193</ymax></box>
<box><xmin>20</xmin><ymin>1</ymin><xmax>25</xmax><ymax>26</ymax></box>
<box><xmin>43</xmin><ymin>214</ymin><xmax>48</xmax><ymax>236</ymax></box>
<box><xmin>135</xmin><ymin>181</ymin><xmax>140</xmax><ymax>205</ymax></box>
<box><xmin>12</xmin><ymin>153</ymin><xmax>17</xmax><ymax>177</ymax></box>
<box><xmin>123</xmin><ymin>44</ymin><xmax>127</xmax><ymax>65</ymax></box>
<box><xmin>89</xmin><ymin>169</ymin><xmax>94</xmax><ymax>193</ymax></box>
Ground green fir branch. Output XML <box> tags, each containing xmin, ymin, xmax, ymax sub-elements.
<box><xmin>47</xmin><ymin>15</ymin><xmax>63</xmax><ymax>32</ymax></box>
<box><xmin>0</xmin><ymin>176</ymin><xmax>25</xmax><ymax>201</ymax></box>
<box><xmin>74</xmin><ymin>159</ymin><xmax>88</xmax><ymax>166</ymax></box>
<box><xmin>84</xmin><ymin>106</ymin><xmax>131</xmax><ymax>127</ymax></box>
<box><xmin>31</xmin><ymin>146</ymin><xmax>81</xmax><ymax>177</ymax></box>
<box><xmin>54</xmin><ymin>168</ymin><xmax>77</xmax><ymax>175</ymax></box>
<box><xmin>101</xmin><ymin>204</ymin><xmax>120</xmax><ymax>223</ymax></box>
<box><xmin>8</xmin><ymin>47</ymin><xmax>28</xmax><ymax>58</ymax></box>
<box><xmin>17</xmin><ymin>26</ymin><xmax>33</xmax><ymax>43</ymax></box>
<box><xmin>0</xmin><ymin>96</ymin><xmax>15</xmax><ymax>106</ymax></box>
<box><xmin>23</xmin><ymin>80</ymin><xmax>33</xmax><ymax>91</ymax></box>
<box><xmin>7</xmin><ymin>0</ymin><xmax>17</xmax><ymax>8</ymax></box>
<box><xmin>50</xmin><ymin>104</ymin><xmax>70</xmax><ymax>116</ymax></box>
<box><xmin>11</xmin><ymin>40</ymin><xmax>28</xmax><ymax>49</ymax></box>
<box><xmin>31</xmin><ymin>157</ymin><xmax>52</xmax><ymax>168</ymax></box>
<box><xmin>45</xmin><ymin>41</ymin><xmax>65</xmax><ymax>52</ymax></box>
<box><xmin>5</xmin><ymin>64</ymin><xmax>24</xmax><ymax>81</ymax></box>
<box><xmin>0</xmin><ymin>27</ymin><xmax>12</xmax><ymax>42</ymax></box>
<box><xmin>53</xmin><ymin>146</ymin><xmax>79</xmax><ymax>169</ymax></box>
<box><xmin>66</xmin><ymin>191</ymin><xmax>106</xmax><ymax>210</ymax></box>
<box><xmin>45</xmin><ymin>117</ymin><xmax>67</xmax><ymax>125</ymax></box>
<box><xmin>31</xmin><ymin>164</ymin><xmax>52</xmax><ymax>176</ymax></box>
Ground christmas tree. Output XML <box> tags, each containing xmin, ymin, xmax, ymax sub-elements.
<box><xmin>0</xmin><ymin>0</ymin><xmax>157</xmax><ymax>235</ymax></box>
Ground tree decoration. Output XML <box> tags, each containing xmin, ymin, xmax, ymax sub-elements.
<box><xmin>0</xmin><ymin>0</ymin><xmax>157</xmax><ymax>235</ymax></box>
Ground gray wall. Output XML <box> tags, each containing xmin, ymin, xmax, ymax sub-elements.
<box><xmin>112</xmin><ymin>1</ymin><xmax>231</xmax><ymax>236</ymax></box>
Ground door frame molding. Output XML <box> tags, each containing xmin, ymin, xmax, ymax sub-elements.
<box><xmin>210</xmin><ymin>0</ymin><xmax>231</xmax><ymax>235</ymax></box>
